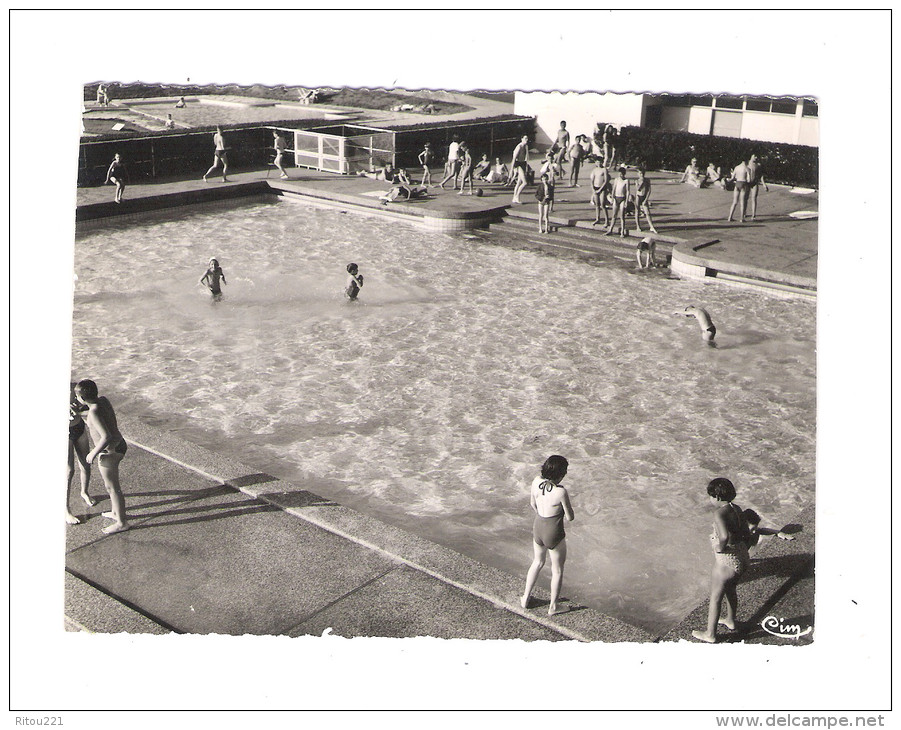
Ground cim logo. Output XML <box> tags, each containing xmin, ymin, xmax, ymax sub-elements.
<box><xmin>761</xmin><ymin>616</ymin><xmax>812</xmax><ymax>639</ymax></box>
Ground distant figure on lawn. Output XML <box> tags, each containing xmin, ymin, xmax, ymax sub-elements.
<box><xmin>203</xmin><ymin>126</ymin><xmax>229</xmax><ymax>183</ymax></box>
<box><xmin>175</xmin><ymin>96</ymin><xmax>186</xmax><ymax>108</ymax></box>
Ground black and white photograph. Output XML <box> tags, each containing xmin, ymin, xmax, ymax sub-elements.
<box><xmin>8</xmin><ymin>8</ymin><xmax>891</xmax><ymax>724</ymax></box>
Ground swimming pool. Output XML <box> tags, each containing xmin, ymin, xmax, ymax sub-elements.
<box><xmin>71</xmin><ymin>199</ymin><xmax>816</xmax><ymax>633</ymax></box>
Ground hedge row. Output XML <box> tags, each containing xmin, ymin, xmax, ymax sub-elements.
<box><xmin>610</xmin><ymin>126</ymin><xmax>818</xmax><ymax>188</ymax></box>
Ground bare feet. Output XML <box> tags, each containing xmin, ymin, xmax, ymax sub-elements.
<box><xmin>81</xmin><ymin>492</ymin><xmax>97</xmax><ymax>507</ymax></box>
<box><xmin>102</xmin><ymin>511</ymin><xmax>117</xmax><ymax>520</ymax></box>
<box><xmin>66</xmin><ymin>513</ymin><xmax>82</xmax><ymax>525</ymax></box>
<box><xmin>520</xmin><ymin>596</ymin><xmax>531</xmax><ymax>609</ymax></box>
<box><xmin>691</xmin><ymin>630</ymin><xmax>717</xmax><ymax>643</ymax></box>
<box><xmin>102</xmin><ymin>521</ymin><xmax>130</xmax><ymax>535</ymax></box>
<box><xmin>548</xmin><ymin>604</ymin><xmax>568</xmax><ymax>616</ymax></box>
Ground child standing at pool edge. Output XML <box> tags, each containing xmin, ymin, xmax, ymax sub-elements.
<box><xmin>75</xmin><ymin>379</ymin><xmax>129</xmax><ymax>535</ymax></box>
<box><xmin>345</xmin><ymin>263</ymin><xmax>363</xmax><ymax>300</ymax></box>
<box><xmin>199</xmin><ymin>258</ymin><xmax>227</xmax><ymax>299</ymax></box>
<box><xmin>522</xmin><ymin>455</ymin><xmax>575</xmax><ymax>616</ymax></box>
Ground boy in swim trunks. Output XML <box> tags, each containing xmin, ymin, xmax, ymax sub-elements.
<box><xmin>75</xmin><ymin>379</ymin><xmax>129</xmax><ymax>534</ymax></box>
<box><xmin>590</xmin><ymin>158</ymin><xmax>610</xmax><ymax>228</ymax></box>
<box><xmin>605</xmin><ymin>166</ymin><xmax>630</xmax><ymax>237</ymax></box>
<box><xmin>727</xmin><ymin>158</ymin><xmax>750</xmax><ymax>222</ymax></box>
<box><xmin>203</xmin><ymin>126</ymin><xmax>229</xmax><ymax>182</ymax></box>
<box><xmin>521</xmin><ymin>455</ymin><xmax>575</xmax><ymax>616</ymax></box>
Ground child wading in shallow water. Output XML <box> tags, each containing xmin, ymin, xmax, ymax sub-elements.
<box><xmin>521</xmin><ymin>455</ymin><xmax>575</xmax><ymax>616</ymax></box>
<box><xmin>345</xmin><ymin>263</ymin><xmax>364</xmax><ymax>300</ymax></box>
<box><xmin>75</xmin><ymin>379</ymin><xmax>129</xmax><ymax>534</ymax></box>
<box><xmin>199</xmin><ymin>258</ymin><xmax>227</xmax><ymax>299</ymax></box>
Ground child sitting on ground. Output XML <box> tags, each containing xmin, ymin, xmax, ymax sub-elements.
<box><xmin>345</xmin><ymin>263</ymin><xmax>364</xmax><ymax>300</ymax></box>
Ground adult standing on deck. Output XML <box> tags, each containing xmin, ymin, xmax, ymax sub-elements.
<box><xmin>272</xmin><ymin>130</ymin><xmax>290</xmax><ymax>179</ymax></box>
<box><xmin>633</xmin><ymin>168</ymin><xmax>658</xmax><ymax>233</ymax></box>
<box><xmin>521</xmin><ymin>455</ymin><xmax>575</xmax><ymax>616</ymax></box>
<box><xmin>727</xmin><ymin>157</ymin><xmax>750</xmax><ymax>222</ymax></box>
<box><xmin>554</xmin><ymin>121</ymin><xmax>570</xmax><ymax>180</ymax></box>
<box><xmin>510</xmin><ymin>135</ymin><xmax>530</xmax><ymax>205</ymax></box>
<box><xmin>203</xmin><ymin>125</ymin><xmax>229</xmax><ymax>183</ymax></box>
<box><xmin>104</xmin><ymin>153</ymin><xmax>126</xmax><ymax>204</ymax></box>
<box><xmin>602</xmin><ymin>124</ymin><xmax>618</xmax><ymax>168</ymax></box>
<box><xmin>746</xmin><ymin>153</ymin><xmax>769</xmax><ymax>220</ymax></box>
<box><xmin>692</xmin><ymin>478</ymin><xmax>752</xmax><ymax>643</ymax></box>
<box><xmin>439</xmin><ymin>136</ymin><xmax>461</xmax><ymax>190</ymax></box>
<box><xmin>568</xmin><ymin>134</ymin><xmax>586</xmax><ymax>187</ymax></box>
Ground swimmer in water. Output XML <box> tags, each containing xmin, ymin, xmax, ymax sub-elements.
<box><xmin>199</xmin><ymin>258</ymin><xmax>227</xmax><ymax>299</ymax></box>
<box><xmin>345</xmin><ymin>263</ymin><xmax>363</xmax><ymax>300</ymax></box>
<box><xmin>521</xmin><ymin>455</ymin><xmax>575</xmax><ymax>616</ymax></box>
<box><xmin>677</xmin><ymin>305</ymin><xmax>716</xmax><ymax>344</ymax></box>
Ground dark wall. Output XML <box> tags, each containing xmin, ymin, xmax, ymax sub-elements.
<box><xmin>612</xmin><ymin>126</ymin><xmax>818</xmax><ymax>188</ymax></box>
<box><xmin>78</xmin><ymin>121</ymin><xmax>324</xmax><ymax>186</ymax></box>
<box><xmin>391</xmin><ymin>117</ymin><xmax>535</xmax><ymax>170</ymax></box>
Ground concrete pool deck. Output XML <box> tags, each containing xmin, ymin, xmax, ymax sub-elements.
<box><xmin>69</xmin><ymin>166</ymin><xmax>816</xmax><ymax>642</ymax></box>
<box><xmin>65</xmin><ymin>415</ymin><xmax>814</xmax><ymax>644</ymax></box>
<box><xmin>75</xmin><ymin>163</ymin><xmax>817</xmax><ymax>296</ymax></box>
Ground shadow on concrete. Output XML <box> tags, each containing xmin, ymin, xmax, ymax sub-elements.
<box><xmin>125</xmin><ymin>499</ymin><xmax>280</xmax><ymax>530</ymax></box>
<box><xmin>744</xmin><ymin>551</ymin><xmax>813</xmax><ymax>584</ymax></box>
<box><xmin>226</xmin><ymin>472</ymin><xmax>279</xmax><ymax>488</ymax></box>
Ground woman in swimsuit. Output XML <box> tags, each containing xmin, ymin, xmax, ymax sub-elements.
<box><xmin>67</xmin><ymin>382</ymin><xmax>95</xmax><ymax>524</ymax></box>
<box><xmin>199</xmin><ymin>258</ymin><xmax>227</xmax><ymax>299</ymax></box>
<box><xmin>74</xmin><ymin>379</ymin><xmax>129</xmax><ymax>534</ymax></box>
<box><xmin>105</xmin><ymin>153</ymin><xmax>126</xmax><ymax>204</ymax></box>
<box><xmin>692</xmin><ymin>477</ymin><xmax>752</xmax><ymax>643</ymax></box>
<box><xmin>521</xmin><ymin>455</ymin><xmax>575</xmax><ymax>616</ymax></box>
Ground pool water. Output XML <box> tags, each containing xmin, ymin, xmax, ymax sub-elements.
<box><xmin>71</xmin><ymin>199</ymin><xmax>816</xmax><ymax>633</ymax></box>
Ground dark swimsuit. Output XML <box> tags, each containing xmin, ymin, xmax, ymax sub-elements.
<box><xmin>533</xmin><ymin>512</ymin><xmax>565</xmax><ymax>549</ymax></box>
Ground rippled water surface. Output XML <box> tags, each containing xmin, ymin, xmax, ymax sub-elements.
<box><xmin>71</xmin><ymin>199</ymin><xmax>816</xmax><ymax>632</ymax></box>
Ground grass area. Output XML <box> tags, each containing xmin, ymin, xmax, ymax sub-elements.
<box><xmin>85</xmin><ymin>83</ymin><xmax>472</xmax><ymax>115</ymax></box>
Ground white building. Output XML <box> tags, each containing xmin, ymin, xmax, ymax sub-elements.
<box><xmin>515</xmin><ymin>92</ymin><xmax>819</xmax><ymax>149</ymax></box>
